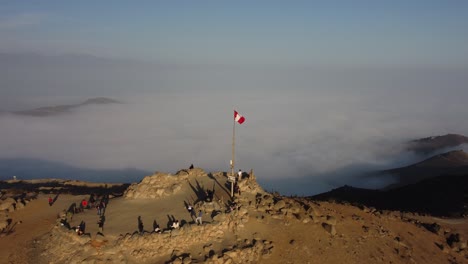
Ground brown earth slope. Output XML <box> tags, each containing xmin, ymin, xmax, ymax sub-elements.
<box><xmin>1</xmin><ymin>169</ymin><xmax>466</xmax><ymax>264</ymax></box>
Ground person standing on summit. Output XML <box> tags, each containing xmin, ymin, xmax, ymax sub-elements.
<box><xmin>138</xmin><ymin>216</ymin><xmax>144</xmax><ymax>235</ymax></box>
<box><xmin>237</xmin><ymin>169</ymin><xmax>243</xmax><ymax>181</ymax></box>
<box><xmin>196</xmin><ymin>210</ymin><xmax>203</xmax><ymax>225</ymax></box>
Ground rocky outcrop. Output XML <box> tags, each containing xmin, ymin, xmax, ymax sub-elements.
<box><xmin>0</xmin><ymin>194</ymin><xmax>36</xmax><ymax>234</ymax></box>
<box><xmin>119</xmin><ymin>221</ymin><xmax>230</xmax><ymax>261</ymax></box>
<box><xmin>0</xmin><ymin>214</ymin><xmax>11</xmax><ymax>233</ymax></box>
<box><xmin>124</xmin><ymin>169</ymin><xmax>209</xmax><ymax>199</ymax></box>
<box><xmin>236</xmin><ymin>171</ymin><xmax>265</xmax><ymax>195</ymax></box>
<box><xmin>41</xmin><ymin>209</ymin><xmax>248</xmax><ymax>263</ymax></box>
<box><xmin>202</xmin><ymin>239</ymin><xmax>274</xmax><ymax>264</ymax></box>
<box><xmin>0</xmin><ymin>198</ymin><xmax>17</xmax><ymax>211</ymax></box>
<box><xmin>38</xmin><ymin>227</ymin><xmax>126</xmax><ymax>264</ymax></box>
<box><xmin>125</xmin><ymin>173</ymin><xmax>182</xmax><ymax>199</ymax></box>
<box><xmin>322</xmin><ymin>215</ymin><xmax>337</xmax><ymax>236</ymax></box>
<box><xmin>0</xmin><ymin>194</ymin><xmax>35</xmax><ymax>216</ymax></box>
<box><xmin>36</xmin><ymin>169</ymin><xmax>341</xmax><ymax>263</ymax></box>
<box><xmin>252</xmin><ymin>193</ymin><xmax>326</xmax><ymax>227</ymax></box>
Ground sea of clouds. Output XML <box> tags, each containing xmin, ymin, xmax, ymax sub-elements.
<box><xmin>1</xmin><ymin>55</ymin><xmax>467</xmax><ymax>195</ymax></box>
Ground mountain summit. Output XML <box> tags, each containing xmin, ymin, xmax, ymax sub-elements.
<box><xmin>2</xmin><ymin>168</ymin><xmax>466</xmax><ymax>263</ymax></box>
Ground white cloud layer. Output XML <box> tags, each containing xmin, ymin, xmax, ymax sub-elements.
<box><xmin>1</xmin><ymin>54</ymin><xmax>467</xmax><ymax>195</ymax></box>
<box><xmin>1</xmin><ymin>87</ymin><xmax>467</xmax><ymax>195</ymax></box>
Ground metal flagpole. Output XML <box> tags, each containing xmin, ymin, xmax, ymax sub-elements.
<box><xmin>230</xmin><ymin>110</ymin><xmax>235</xmax><ymax>197</ymax></box>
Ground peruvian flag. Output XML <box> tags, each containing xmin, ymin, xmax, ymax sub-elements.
<box><xmin>234</xmin><ymin>110</ymin><xmax>245</xmax><ymax>124</ymax></box>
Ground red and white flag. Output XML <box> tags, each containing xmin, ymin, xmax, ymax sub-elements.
<box><xmin>234</xmin><ymin>110</ymin><xmax>245</xmax><ymax>124</ymax></box>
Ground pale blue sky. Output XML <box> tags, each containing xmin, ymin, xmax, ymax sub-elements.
<box><xmin>1</xmin><ymin>1</ymin><xmax>468</xmax><ymax>66</ymax></box>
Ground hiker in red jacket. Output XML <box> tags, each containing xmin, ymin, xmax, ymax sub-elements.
<box><xmin>81</xmin><ymin>199</ymin><xmax>88</xmax><ymax>209</ymax></box>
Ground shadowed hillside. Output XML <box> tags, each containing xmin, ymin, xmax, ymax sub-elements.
<box><xmin>383</xmin><ymin>150</ymin><xmax>468</xmax><ymax>188</ymax></box>
<box><xmin>312</xmin><ymin>174</ymin><xmax>468</xmax><ymax>217</ymax></box>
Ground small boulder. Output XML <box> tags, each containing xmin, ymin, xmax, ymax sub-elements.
<box><xmin>325</xmin><ymin>215</ymin><xmax>337</xmax><ymax>225</ymax></box>
<box><xmin>322</xmin><ymin>223</ymin><xmax>336</xmax><ymax>236</ymax></box>
<box><xmin>273</xmin><ymin>200</ymin><xmax>286</xmax><ymax>211</ymax></box>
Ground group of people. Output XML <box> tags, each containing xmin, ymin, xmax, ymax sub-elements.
<box><xmin>81</xmin><ymin>194</ymin><xmax>109</xmax><ymax>216</ymax></box>
<box><xmin>137</xmin><ymin>216</ymin><xmax>182</xmax><ymax>235</ymax></box>
<box><xmin>57</xmin><ymin>193</ymin><xmax>110</xmax><ymax>236</ymax></box>
<box><xmin>139</xmin><ymin>205</ymin><xmax>204</xmax><ymax>235</ymax></box>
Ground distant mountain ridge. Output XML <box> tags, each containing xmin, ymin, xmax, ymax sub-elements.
<box><xmin>361</xmin><ymin>134</ymin><xmax>468</xmax><ymax>191</ymax></box>
<box><xmin>404</xmin><ymin>150</ymin><xmax>468</xmax><ymax>168</ymax></box>
<box><xmin>406</xmin><ymin>133</ymin><xmax>468</xmax><ymax>154</ymax></box>
<box><xmin>315</xmin><ymin>144</ymin><xmax>468</xmax><ymax>216</ymax></box>
<box><xmin>382</xmin><ymin>150</ymin><xmax>468</xmax><ymax>189</ymax></box>
<box><xmin>312</xmin><ymin>173</ymin><xmax>468</xmax><ymax>217</ymax></box>
<box><xmin>0</xmin><ymin>157</ymin><xmax>148</xmax><ymax>183</ymax></box>
<box><xmin>12</xmin><ymin>97</ymin><xmax>121</xmax><ymax>117</ymax></box>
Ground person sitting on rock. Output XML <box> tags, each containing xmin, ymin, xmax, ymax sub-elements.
<box><xmin>189</xmin><ymin>164</ymin><xmax>194</xmax><ymax>169</ymax></box>
<box><xmin>60</xmin><ymin>218</ymin><xmax>70</xmax><ymax>229</ymax></box>
<box><xmin>205</xmin><ymin>189</ymin><xmax>213</xmax><ymax>202</ymax></box>
<box><xmin>77</xmin><ymin>221</ymin><xmax>85</xmax><ymax>235</ymax></box>
<box><xmin>154</xmin><ymin>224</ymin><xmax>161</xmax><ymax>233</ymax></box>
<box><xmin>171</xmin><ymin>220</ymin><xmax>180</xmax><ymax>229</ymax></box>
<box><xmin>227</xmin><ymin>201</ymin><xmax>237</xmax><ymax>213</ymax></box>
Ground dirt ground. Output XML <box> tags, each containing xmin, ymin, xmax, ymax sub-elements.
<box><xmin>1</xmin><ymin>174</ymin><xmax>468</xmax><ymax>264</ymax></box>
<box><xmin>0</xmin><ymin>194</ymin><xmax>87</xmax><ymax>263</ymax></box>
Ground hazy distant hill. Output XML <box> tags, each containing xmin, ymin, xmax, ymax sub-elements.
<box><xmin>0</xmin><ymin>158</ymin><xmax>148</xmax><ymax>183</ymax></box>
<box><xmin>12</xmin><ymin>97</ymin><xmax>121</xmax><ymax>117</ymax></box>
<box><xmin>312</xmin><ymin>173</ymin><xmax>468</xmax><ymax>216</ymax></box>
<box><xmin>362</xmin><ymin>134</ymin><xmax>468</xmax><ymax>190</ymax></box>
<box><xmin>383</xmin><ymin>150</ymin><xmax>468</xmax><ymax>188</ymax></box>
<box><xmin>407</xmin><ymin>134</ymin><xmax>468</xmax><ymax>154</ymax></box>
<box><xmin>79</xmin><ymin>97</ymin><xmax>120</xmax><ymax>105</ymax></box>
